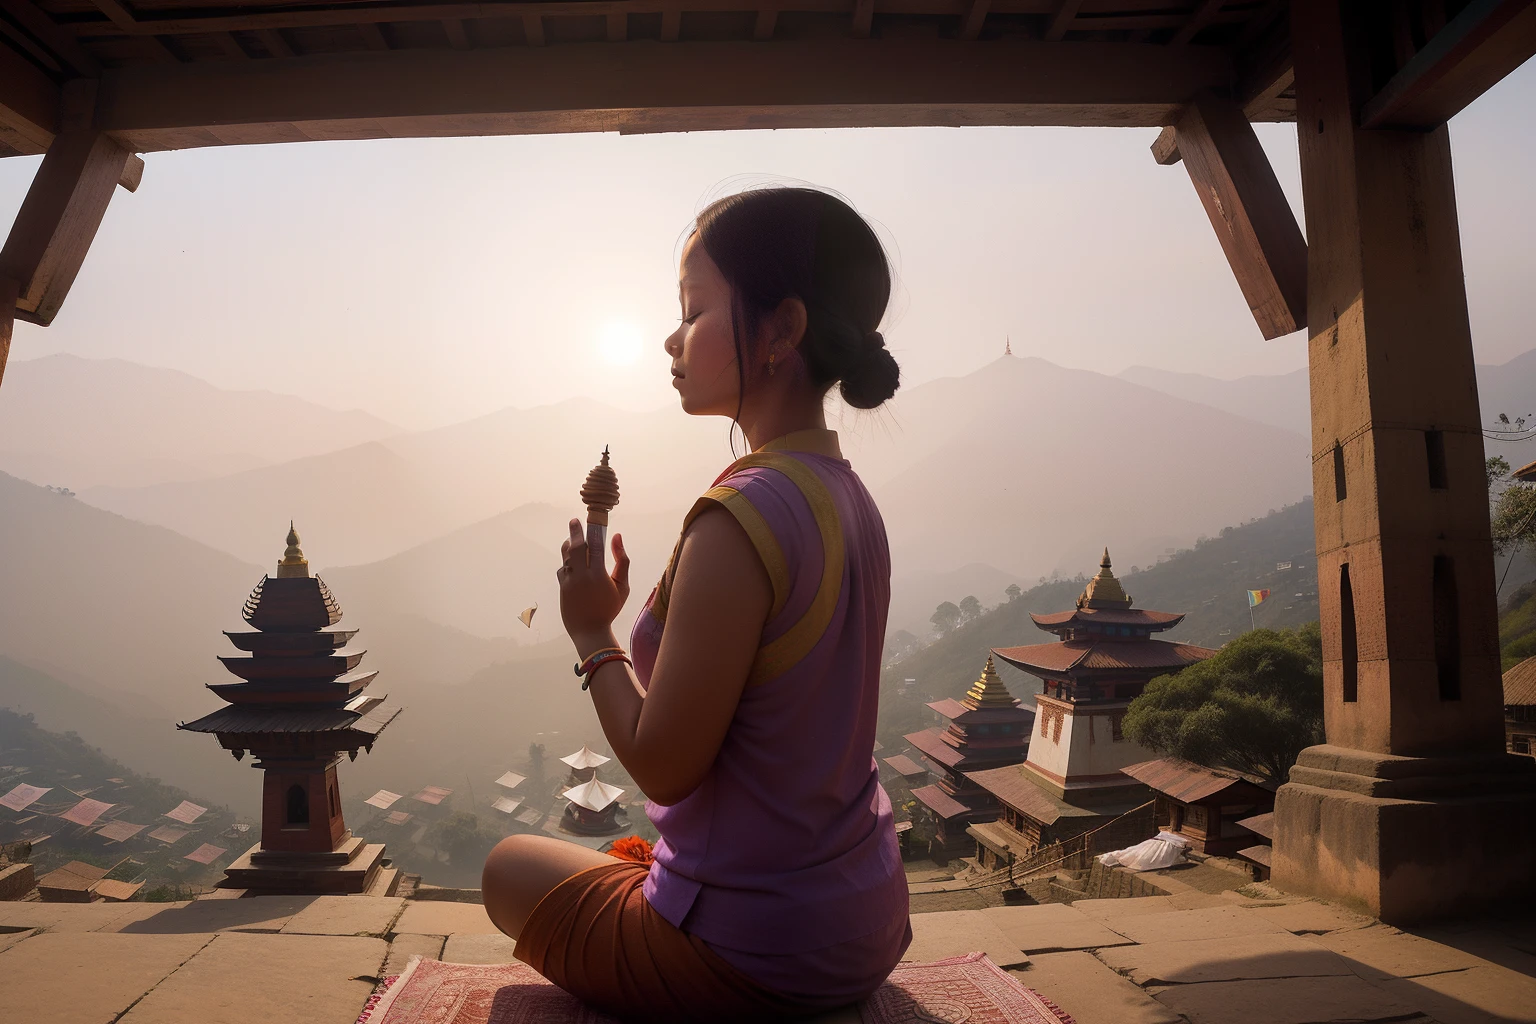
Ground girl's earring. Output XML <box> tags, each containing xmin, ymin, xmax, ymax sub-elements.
<box><xmin>768</xmin><ymin>351</ymin><xmax>776</xmax><ymax>376</ymax></box>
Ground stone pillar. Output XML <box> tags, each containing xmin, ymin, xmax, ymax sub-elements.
<box><xmin>1272</xmin><ymin>0</ymin><xmax>1536</xmax><ymax>923</ymax></box>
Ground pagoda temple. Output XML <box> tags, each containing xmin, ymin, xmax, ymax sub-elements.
<box><xmin>556</xmin><ymin>745</ymin><xmax>625</xmax><ymax>836</ymax></box>
<box><xmin>905</xmin><ymin>656</ymin><xmax>1033</xmax><ymax>858</ymax></box>
<box><xmin>967</xmin><ymin>550</ymin><xmax>1215</xmax><ymax>866</ymax></box>
<box><xmin>178</xmin><ymin>526</ymin><xmax>402</xmax><ymax>895</ymax></box>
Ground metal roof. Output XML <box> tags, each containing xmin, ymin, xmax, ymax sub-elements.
<box><xmin>1120</xmin><ymin>757</ymin><xmax>1271</xmax><ymax>804</ymax></box>
<box><xmin>992</xmin><ymin>638</ymin><xmax>1216</xmax><ymax>677</ymax></box>
<box><xmin>178</xmin><ymin>701</ymin><xmax>401</xmax><ymax>737</ymax></box>
<box><xmin>882</xmin><ymin>754</ymin><xmax>928</xmax><ymax>778</ymax></box>
<box><xmin>1504</xmin><ymin>657</ymin><xmax>1536</xmax><ymax>707</ymax></box>
<box><xmin>965</xmin><ymin>765</ymin><xmax>1099</xmax><ymax>826</ymax></box>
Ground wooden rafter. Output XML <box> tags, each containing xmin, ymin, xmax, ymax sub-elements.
<box><xmin>443</xmin><ymin>19</ymin><xmax>471</xmax><ymax>49</ymax></box>
<box><xmin>1150</xmin><ymin>124</ymin><xmax>1179</xmax><ymax>164</ymax></box>
<box><xmin>359</xmin><ymin>22</ymin><xmax>391</xmax><ymax>50</ymax></box>
<box><xmin>87</xmin><ymin>0</ymin><xmax>178</xmax><ymax>62</ymax></box>
<box><xmin>959</xmin><ymin>0</ymin><xmax>989</xmax><ymax>40</ymax></box>
<box><xmin>523</xmin><ymin>13</ymin><xmax>545</xmax><ymax>44</ymax></box>
<box><xmin>0</xmin><ymin>275</ymin><xmax>17</xmax><ymax>391</ymax></box>
<box><xmin>215</xmin><ymin>32</ymin><xmax>249</xmax><ymax>60</ymax></box>
<box><xmin>753</xmin><ymin>10</ymin><xmax>777</xmax><ymax>39</ymax></box>
<box><xmin>1162</xmin><ymin>90</ymin><xmax>1306</xmax><ymax>339</ymax></box>
<box><xmin>607</xmin><ymin>12</ymin><xmax>627</xmax><ymax>40</ymax></box>
<box><xmin>0</xmin><ymin>127</ymin><xmax>134</xmax><ymax>327</ymax></box>
<box><xmin>1360</xmin><ymin>0</ymin><xmax>1536</xmax><ymax>129</ymax></box>
<box><xmin>1045</xmin><ymin>0</ymin><xmax>1082</xmax><ymax>41</ymax></box>
<box><xmin>0</xmin><ymin>0</ymin><xmax>99</xmax><ymax>76</ymax></box>
<box><xmin>0</xmin><ymin>35</ymin><xmax>59</xmax><ymax>155</ymax></box>
<box><xmin>853</xmin><ymin>0</ymin><xmax>874</xmax><ymax>37</ymax></box>
<box><xmin>255</xmin><ymin>28</ymin><xmax>294</xmax><ymax>58</ymax></box>
<box><xmin>88</xmin><ymin>39</ymin><xmax>1235</xmax><ymax>150</ymax></box>
<box><xmin>661</xmin><ymin>8</ymin><xmax>681</xmax><ymax>39</ymax></box>
<box><xmin>1169</xmin><ymin>0</ymin><xmax>1222</xmax><ymax>47</ymax></box>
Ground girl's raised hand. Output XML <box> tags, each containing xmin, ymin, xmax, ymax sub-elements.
<box><xmin>557</xmin><ymin>519</ymin><xmax>631</xmax><ymax>655</ymax></box>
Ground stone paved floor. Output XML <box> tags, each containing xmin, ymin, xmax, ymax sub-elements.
<box><xmin>1</xmin><ymin>887</ymin><xmax>1533</xmax><ymax>1023</ymax></box>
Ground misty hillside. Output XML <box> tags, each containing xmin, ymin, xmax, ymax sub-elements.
<box><xmin>0</xmin><ymin>705</ymin><xmax>238</xmax><ymax>889</ymax></box>
<box><xmin>1121</xmin><ymin>348</ymin><xmax>1536</xmax><ymax>469</ymax></box>
<box><xmin>0</xmin><ymin>471</ymin><xmax>263</xmax><ymax>716</ymax></box>
<box><xmin>848</xmin><ymin>356</ymin><xmax>1311</xmax><ymax>580</ymax></box>
<box><xmin>0</xmin><ymin>354</ymin><xmax>399</xmax><ymax>489</ymax></box>
<box><xmin>79</xmin><ymin>355</ymin><xmax>1312</xmax><ymax>592</ymax></box>
<box><xmin>877</xmin><ymin>498</ymin><xmax>1321</xmax><ymax>748</ymax></box>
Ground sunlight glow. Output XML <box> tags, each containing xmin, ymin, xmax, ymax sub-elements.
<box><xmin>598</xmin><ymin>320</ymin><xmax>646</xmax><ymax>367</ymax></box>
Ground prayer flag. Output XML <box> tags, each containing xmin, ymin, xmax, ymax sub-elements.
<box><xmin>59</xmin><ymin>798</ymin><xmax>114</xmax><ymax>827</ymax></box>
<box><xmin>1247</xmin><ymin>589</ymin><xmax>1272</xmax><ymax>608</ymax></box>
<box><xmin>0</xmin><ymin>783</ymin><xmax>50</xmax><ymax>812</ymax></box>
<box><xmin>164</xmin><ymin>800</ymin><xmax>207</xmax><ymax>824</ymax></box>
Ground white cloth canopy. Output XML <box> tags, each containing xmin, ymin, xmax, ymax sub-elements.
<box><xmin>563</xmin><ymin>778</ymin><xmax>624</xmax><ymax>813</ymax></box>
<box><xmin>494</xmin><ymin>772</ymin><xmax>526</xmax><ymax>791</ymax></box>
<box><xmin>1096</xmin><ymin>831</ymin><xmax>1190</xmax><ymax>871</ymax></box>
<box><xmin>560</xmin><ymin>746</ymin><xmax>611</xmax><ymax>770</ymax></box>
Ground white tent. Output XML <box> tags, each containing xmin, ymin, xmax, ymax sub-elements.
<box><xmin>563</xmin><ymin>778</ymin><xmax>624</xmax><ymax>813</ymax></box>
<box><xmin>560</xmin><ymin>746</ymin><xmax>611</xmax><ymax>771</ymax></box>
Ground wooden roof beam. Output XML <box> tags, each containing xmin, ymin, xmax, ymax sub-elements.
<box><xmin>0</xmin><ymin>0</ymin><xmax>99</xmax><ymax>76</ymax></box>
<box><xmin>607</xmin><ymin>12</ymin><xmax>627</xmax><ymax>41</ymax></box>
<box><xmin>753</xmin><ymin>10</ymin><xmax>777</xmax><ymax>40</ymax></box>
<box><xmin>1044</xmin><ymin>0</ymin><xmax>1081</xmax><ymax>41</ymax></box>
<box><xmin>256</xmin><ymin>28</ymin><xmax>294</xmax><ymax>58</ymax></box>
<box><xmin>1160</xmin><ymin>90</ymin><xmax>1306</xmax><ymax>340</ymax></box>
<box><xmin>1150</xmin><ymin>124</ymin><xmax>1179</xmax><ymax>164</ymax></box>
<box><xmin>0</xmin><ymin>36</ymin><xmax>58</xmax><ymax>156</ymax></box>
<box><xmin>523</xmin><ymin>14</ymin><xmax>545</xmax><ymax>45</ymax></box>
<box><xmin>0</xmin><ymin>125</ymin><xmax>134</xmax><ymax>328</ymax></box>
<box><xmin>88</xmin><ymin>0</ymin><xmax>178</xmax><ymax>62</ymax></box>
<box><xmin>443</xmin><ymin>19</ymin><xmax>470</xmax><ymax>49</ymax></box>
<box><xmin>89</xmin><ymin>39</ymin><xmax>1236</xmax><ymax>147</ymax></box>
<box><xmin>853</xmin><ymin>0</ymin><xmax>873</xmax><ymax>37</ymax></box>
<box><xmin>1169</xmin><ymin>0</ymin><xmax>1223</xmax><ymax>47</ymax></box>
<box><xmin>1360</xmin><ymin>0</ymin><xmax>1536</xmax><ymax>129</ymax></box>
<box><xmin>959</xmin><ymin>0</ymin><xmax>989</xmax><ymax>40</ymax></box>
<box><xmin>661</xmin><ymin>9</ymin><xmax>681</xmax><ymax>40</ymax></box>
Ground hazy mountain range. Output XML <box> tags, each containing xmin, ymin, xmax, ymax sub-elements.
<box><xmin>1118</xmin><ymin>347</ymin><xmax>1536</xmax><ymax>469</ymax></box>
<box><xmin>25</xmin><ymin>355</ymin><xmax>1312</xmax><ymax>604</ymax></box>
<box><xmin>0</xmin><ymin>355</ymin><xmax>399</xmax><ymax>489</ymax></box>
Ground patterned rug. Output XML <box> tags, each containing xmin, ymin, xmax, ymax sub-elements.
<box><xmin>357</xmin><ymin>952</ymin><xmax>1073</xmax><ymax>1024</ymax></box>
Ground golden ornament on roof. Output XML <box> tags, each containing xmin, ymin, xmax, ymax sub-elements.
<box><xmin>276</xmin><ymin>521</ymin><xmax>309</xmax><ymax>579</ymax></box>
<box><xmin>1077</xmin><ymin>547</ymin><xmax>1132</xmax><ymax>609</ymax></box>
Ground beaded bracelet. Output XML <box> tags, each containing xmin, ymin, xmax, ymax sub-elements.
<box><xmin>574</xmin><ymin>647</ymin><xmax>631</xmax><ymax>690</ymax></box>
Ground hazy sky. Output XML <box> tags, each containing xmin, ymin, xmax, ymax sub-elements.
<box><xmin>2</xmin><ymin>59</ymin><xmax>1532</xmax><ymax>430</ymax></box>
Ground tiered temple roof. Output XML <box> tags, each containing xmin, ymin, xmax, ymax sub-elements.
<box><xmin>992</xmin><ymin>551</ymin><xmax>1214</xmax><ymax>684</ymax></box>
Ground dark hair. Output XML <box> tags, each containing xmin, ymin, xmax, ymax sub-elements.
<box><xmin>693</xmin><ymin>188</ymin><xmax>900</xmax><ymax>411</ymax></box>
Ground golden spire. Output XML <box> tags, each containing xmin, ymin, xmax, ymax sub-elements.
<box><xmin>961</xmin><ymin>655</ymin><xmax>1018</xmax><ymax>711</ymax></box>
<box><xmin>1078</xmin><ymin>547</ymin><xmax>1131</xmax><ymax>609</ymax></box>
<box><xmin>276</xmin><ymin>521</ymin><xmax>309</xmax><ymax>579</ymax></box>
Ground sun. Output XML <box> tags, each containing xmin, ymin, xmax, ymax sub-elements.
<box><xmin>597</xmin><ymin>320</ymin><xmax>645</xmax><ymax>367</ymax></box>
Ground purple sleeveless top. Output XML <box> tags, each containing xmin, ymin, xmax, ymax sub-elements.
<box><xmin>629</xmin><ymin>435</ymin><xmax>909</xmax><ymax>1001</ymax></box>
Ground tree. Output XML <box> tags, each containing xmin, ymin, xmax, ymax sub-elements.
<box><xmin>959</xmin><ymin>595</ymin><xmax>982</xmax><ymax>622</ymax></box>
<box><xmin>1123</xmin><ymin>623</ymin><xmax>1324</xmax><ymax>785</ymax></box>
<box><xmin>426</xmin><ymin>811</ymin><xmax>504</xmax><ymax>864</ymax></box>
<box><xmin>930</xmin><ymin>601</ymin><xmax>961</xmax><ymax>636</ymax></box>
<box><xmin>1005</xmin><ymin>584</ymin><xmax>1022</xmax><ymax>603</ymax></box>
<box><xmin>885</xmin><ymin>628</ymin><xmax>920</xmax><ymax>662</ymax></box>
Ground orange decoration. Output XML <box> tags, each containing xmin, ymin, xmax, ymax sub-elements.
<box><xmin>606</xmin><ymin>835</ymin><xmax>655</xmax><ymax>865</ymax></box>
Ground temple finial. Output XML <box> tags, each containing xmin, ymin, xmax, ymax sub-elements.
<box><xmin>1102</xmin><ymin>547</ymin><xmax>1111</xmax><ymax>569</ymax></box>
<box><xmin>581</xmin><ymin>447</ymin><xmax>620</xmax><ymax>527</ymax></box>
<box><xmin>277</xmin><ymin>522</ymin><xmax>309</xmax><ymax>578</ymax></box>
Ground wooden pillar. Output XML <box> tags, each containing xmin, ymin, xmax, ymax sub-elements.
<box><xmin>1272</xmin><ymin>0</ymin><xmax>1536</xmax><ymax>924</ymax></box>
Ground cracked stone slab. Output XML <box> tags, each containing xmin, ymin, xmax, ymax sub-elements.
<box><xmin>392</xmin><ymin>900</ymin><xmax>500</xmax><ymax>937</ymax></box>
<box><xmin>383</xmin><ymin>932</ymin><xmax>444</xmax><ymax>975</ymax></box>
<box><xmin>1378</xmin><ymin>964</ymin><xmax>1536</xmax><ymax>1024</ymax></box>
<box><xmin>1012</xmin><ymin>951</ymin><xmax>1183</xmax><ymax>1024</ymax></box>
<box><xmin>442</xmin><ymin>932</ymin><xmax>521</xmax><ymax>965</ymax></box>
<box><xmin>119</xmin><ymin>931</ymin><xmax>387</xmax><ymax>1024</ymax></box>
<box><xmin>903</xmin><ymin>910</ymin><xmax>1029</xmax><ymax>968</ymax></box>
<box><xmin>1148</xmin><ymin>975</ymin><xmax>1432</xmax><ymax>1024</ymax></box>
<box><xmin>1306</xmin><ymin>924</ymin><xmax>1490</xmax><ymax>982</ymax></box>
<box><xmin>118</xmin><ymin>895</ymin><xmax>316</xmax><ymax>934</ymax></box>
<box><xmin>0</xmin><ymin>930</ymin><xmax>214</xmax><ymax>1024</ymax></box>
<box><xmin>1098</xmin><ymin>905</ymin><xmax>1292</xmax><ymax>945</ymax></box>
<box><xmin>0</xmin><ymin>899</ymin><xmax>186</xmax><ymax>933</ymax></box>
<box><xmin>1098</xmin><ymin>931</ymin><xmax>1356</xmax><ymax>986</ymax></box>
<box><xmin>1072</xmin><ymin>897</ymin><xmax>1179</xmax><ymax>920</ymax></box>
<box><xmin>982</xmin><ymin>903</ymin><xmax>1137</xmax><ymax>954</ymax></box>
<box><xmin>1237</xmin><ymin>900</ymin><xmax>1376</xmax><ymax>936</ymax></box>
<box><xmin>281</xmin><ymin>895</ymin><xmax>404</xmax><ymax>937</ymax></box>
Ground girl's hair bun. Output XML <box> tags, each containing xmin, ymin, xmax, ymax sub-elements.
<box><xmin>840</xmin><ymin>331</ymin><xmax>900</xmax><ymax>410</ymax></box>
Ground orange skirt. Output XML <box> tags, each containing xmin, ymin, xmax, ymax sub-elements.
<box><xmin>514</xmin><ymin>860</ymin><xmax>820</xmax><ymax>1023</ymax></box>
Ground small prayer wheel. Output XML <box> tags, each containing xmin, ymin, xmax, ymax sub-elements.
<box><xmin>580</xmin><ymin>447</ymin><xmax>620</xmax><ymax>570</ymax></box>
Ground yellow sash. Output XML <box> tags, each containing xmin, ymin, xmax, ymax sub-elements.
<box><xmin>649</xmin><ymin>452</ymin><xmax>845</xmax><ymax>686</ymax></box>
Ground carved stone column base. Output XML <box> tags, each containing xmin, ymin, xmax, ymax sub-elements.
<box><xmin>1272</xmin><ymin>744</ymin><xmax>1536</xmax><ymax>924</ymax></box>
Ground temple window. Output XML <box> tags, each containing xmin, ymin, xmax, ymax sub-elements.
<box><xmin>1333</xmin><ymin>440</ymin><xmax>1347</xmax><ymax>502</ymax></box>
<box><xmin>1341</xmin><ymin>564</ymin><xmax>1359</xmax><ymax>702</ymax></box>
<box><xmin>1425</xmin><ymin>430</ymin><xmax>1448</xmax><ymax>490</ymax></box>
<box><xmin>286</xmin><ymin>783</ymin><xmax>310</xmax><ymax>825</ymax></box>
